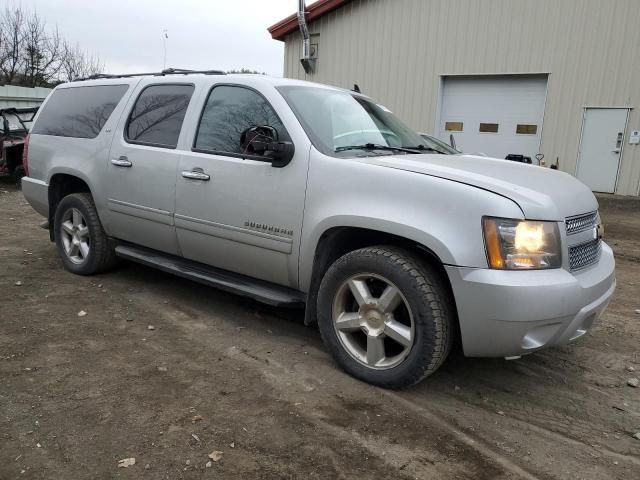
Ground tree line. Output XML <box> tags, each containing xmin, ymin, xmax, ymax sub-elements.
<box><xmin>0</xmin><ymin>5</ymin><xmax>102</xmax><ymax>88</ymax></box>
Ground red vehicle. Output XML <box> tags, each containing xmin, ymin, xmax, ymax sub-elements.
<box><xmin>0</xmin><ymin>107</ymin><xmax>38</xmax><ymax>188</ymax></box>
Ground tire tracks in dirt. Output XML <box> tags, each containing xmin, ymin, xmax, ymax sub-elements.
<box><xmin>154</xmin><ymin>290</ymin><xmax>639</xmax><ymax>479</ymax></box>
<box><xmin>151</xmin><ymin>294</ymin><xmax>538</xmax><ymax>480</ymax></box>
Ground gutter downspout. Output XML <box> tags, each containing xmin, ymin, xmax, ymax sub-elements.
<box><xmin>298</xmin><ymin>0</ymin><xmax>316</xmax><ymax>74</ymax></box>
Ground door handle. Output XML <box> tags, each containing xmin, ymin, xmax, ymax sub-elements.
<box><xmin>111</xmin><ymin>156</ymin><xmax>132</xmax><ymax>168</ymax></box>
<box><xmin>181</xmin><ymin>168</ymin><xmax>210</xmax><ymax>181</ymax></box>
<box><xmin>614</xmin><ymin>132</ymin><xmax>623</xmax><ymax>151</ymax></box>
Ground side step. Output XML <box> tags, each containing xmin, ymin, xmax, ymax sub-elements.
<box><xmin>115</xmin><ymin>244</ymin><xmax>306</xmax><ymax>308</ymax></box>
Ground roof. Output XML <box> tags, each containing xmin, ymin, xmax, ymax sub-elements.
<box><xmin>268</xmin><ymin>0</ymin><xmax>351</xmax><ymax>41</ymax></box>
<box><xmin>61</xmin><ymin>73</ymin><xmax>346</xmax><ymax>92</ymax></box>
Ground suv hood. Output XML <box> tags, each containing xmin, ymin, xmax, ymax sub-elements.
<box><xmin>370</xmin><ymin>154</ymin><xmax>598</xmax><ymax>220</ymax></box>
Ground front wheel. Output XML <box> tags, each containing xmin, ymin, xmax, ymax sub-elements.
<box><xmin>317</xmin><ymin>246</ymin><xmax>453</xmax><ymax>389</ymax></box>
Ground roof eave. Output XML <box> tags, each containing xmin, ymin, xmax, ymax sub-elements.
<box><xmin>267</xmin><ymin>0</ymin><xmax>351</xmax><ymax>41</ymax></box>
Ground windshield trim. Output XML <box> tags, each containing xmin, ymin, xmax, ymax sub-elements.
<box><xmin>419</xmin><ymin>132</ymin><xmax>460</xmax><ymax>155</ymax></box>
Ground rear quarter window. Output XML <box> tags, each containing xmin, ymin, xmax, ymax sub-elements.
<box><xmin>32</xmin><ymin>84</ymin><xmax>128</xmax><ymax>139</ymax></box>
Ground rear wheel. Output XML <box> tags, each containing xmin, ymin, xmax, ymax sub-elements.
<box><xmin>317</xmin><ymin>246</ymin><xmax>453</xmax><ymax>389</ymax></box>
<box><xmin>54</xmin><ymin>193</ymin><xmax>117</xmax><ymax>275</ymax></box>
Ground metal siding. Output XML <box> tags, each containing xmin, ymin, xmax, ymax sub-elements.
<box><xmin>0</xmin><ymin>85</ymin><xmax>51</xmax><ymax>109</ymax></box>
<box><xmin>281</xmin><ymin>0</ymin><xmax>640</xmax><ymax>195</ymax></box>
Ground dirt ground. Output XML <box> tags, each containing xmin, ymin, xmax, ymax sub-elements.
<box><xmin>1</xmin><ymin>179</ymin><xmax>639</xmax><ymax>480</ymax></box>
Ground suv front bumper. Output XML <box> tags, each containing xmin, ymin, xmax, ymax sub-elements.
<box><xmin>445</xmin><ymin>242</ymin><xmax>616</xmax><ymax>357</ymax></box>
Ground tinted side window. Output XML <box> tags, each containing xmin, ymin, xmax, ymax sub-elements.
<box><xmin>126</xmin><ymin>84</ymin><xmax>194</xmax><ymax>148</ymax></box>
<box><xmin>194</xmin><ymin>85</ymin><xmax>287</xmax><ymax>155</ymax></box>
<box><xmin>32</xmin><ymin>85</ymin><xmax>128</xmax><ymax>139</ymax></box>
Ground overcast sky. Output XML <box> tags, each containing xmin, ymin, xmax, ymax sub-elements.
<box><xmin>21</xmin><ymin>0</ymin><xmax>307</xmax><ymax>76</ymax></box>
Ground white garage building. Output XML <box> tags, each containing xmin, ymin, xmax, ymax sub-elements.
<box><xmin>269</xmin><ymin>0</ymin><xmax>640</xmax><ymax>196</ymax></box>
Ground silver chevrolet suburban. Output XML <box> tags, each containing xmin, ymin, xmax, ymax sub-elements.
<box><xmin>21</xmin><ymin>70</ymin><xmax>616</xmax><ymax>388</ymax></box>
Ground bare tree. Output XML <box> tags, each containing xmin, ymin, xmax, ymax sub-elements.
<box><xmin>59</xmin><ymin>42</ymin><xmax>103</xmax><ymax>83</ymax></box>
<box><xmin>226</xmin><ymin>68</ymin><xmax>265</xmax><ymax>75</ymax></box>
<box><xmin>0</xmin><ymin>6</ymin><xmax>25</xmax><ymax>84</ymax></box>
<box><xmin>21</xmin><ymin>11</ymin><xmax>66</xmax><ymax>86</ymax></box>
<box><xmin>0</xmin><ymin>5</ymin><xmax>102</xmax><ymax>87</ymax></box>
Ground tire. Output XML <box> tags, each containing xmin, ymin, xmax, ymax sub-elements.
<box><xmin>54</xmin><ymin>193</ymin><xmax>117</xmax><ymax>275</ymax></box>
<box><xmin>317</xmin><ymin>246</ymin><xmax>453</xmax><ymax>389</ymax></box>
<box><xmin>12</xmin><ymin>165</ymin><xmax>25</xmax><ymax>189</ymax></box>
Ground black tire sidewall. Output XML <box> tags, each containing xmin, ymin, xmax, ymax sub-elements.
<box><xmin>54</xmin><ymin>194</ymin><xmax>102</xmax><ymax>275</ymax></box>
<box><xmin>317</xmin><ymin>248</ymin><xmax>448</xmax><ymax>389</ymax></box>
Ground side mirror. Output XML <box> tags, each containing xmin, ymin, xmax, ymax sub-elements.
<box><xmin>265</xmin><ymin>141</ymin><xmax>295</xmax><ymax>168</ymax></box>
<box><xmin>240</xmin><ymin>125</ymin><xmax>278</xmax><ymax>155</ymax></box>
<box><xmin>240</xmin><ymin>125</ymin><xmax>294</xmax><ymax>168</ymax></box>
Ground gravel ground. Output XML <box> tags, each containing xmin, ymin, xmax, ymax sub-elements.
<box><xmin>1</xmin><ymin>179</ymin><xmax>639</xmax><ymax>479</ymax></box>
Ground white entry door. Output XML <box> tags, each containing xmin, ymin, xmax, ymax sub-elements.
<box><xmin>576</xmin><ymin>108</ymin><xmax>629</xmax><ymax>193</ymax></box>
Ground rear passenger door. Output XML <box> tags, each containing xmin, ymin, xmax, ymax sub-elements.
<box><xmin>105</xmin><ymin>81</ymin><xmax>195</xmax><ymax>254</ymax></box>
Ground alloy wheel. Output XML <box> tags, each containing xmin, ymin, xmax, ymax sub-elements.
<box><xmin>332</xmin><ymin>273</ymin><xmax>415</xmax><ymax>370</ymax></box>
<box><xmin>60</xmin><ymin>208</ymin><xmax>90</xmax><ymax>264</ymax></box>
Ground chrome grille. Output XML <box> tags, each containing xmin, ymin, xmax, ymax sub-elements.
<box><xmin>569</xmin><ymin>239</ymin><xmax>601</xmax><ymax>271</ymax></box>
<box><xmin>565</xmin><ymin>211</ymin><xmax>598</xmax><ymax>235</ymax></box>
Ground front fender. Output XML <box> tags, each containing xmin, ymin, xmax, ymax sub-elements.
<box><xmin>298</xmin><ymin>150</ymin><xmax>525</xmax><ymax>291</ymax></box>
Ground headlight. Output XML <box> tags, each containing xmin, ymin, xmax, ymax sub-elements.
<box><xmin>482</xmin><ymin>217</ymin><xmax>562</xmax><ymax>270</ymax></box>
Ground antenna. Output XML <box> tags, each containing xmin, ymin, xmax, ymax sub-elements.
<box><xmin>162</xmin><ymin>29</ymin><xmax>169</xmax><ymax>69</ymax></box>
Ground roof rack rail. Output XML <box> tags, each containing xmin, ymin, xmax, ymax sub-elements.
<box><xmin>73</xmin><ymin>68</ymin><xmax>226</xmax><ymax>82</ymax></box>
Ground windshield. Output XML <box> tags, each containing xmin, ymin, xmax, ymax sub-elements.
<box><xmin>277</xmin><ymin>86</ymin><xmax>445</xmax><ymax>157</ymax></box>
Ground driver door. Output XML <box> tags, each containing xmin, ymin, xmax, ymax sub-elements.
<box><xmin>174</xmin><ymin>84</ymin><xmax>308</xmax><ymax>287</ymax></box>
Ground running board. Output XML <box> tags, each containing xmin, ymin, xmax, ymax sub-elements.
<box><xmin>115</xmin><ymin>244</ymin><xmax>306</xmax><ymax>308</ymax></box>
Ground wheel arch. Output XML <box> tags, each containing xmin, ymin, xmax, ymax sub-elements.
<box><xmin>47</xmin><ymin>171</ymin><xmax>94</xmax><ymax>241</ymax></box>
<box><xmin>302</xmin><ymin>223</ymin><xmax>459</xmax><ymax>337</ymax></box>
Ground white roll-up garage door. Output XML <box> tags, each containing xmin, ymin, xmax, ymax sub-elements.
<box><xmin>438</xmin><ymin>75</ymin><xmax>548</xmax><ymax>160</ymax></box>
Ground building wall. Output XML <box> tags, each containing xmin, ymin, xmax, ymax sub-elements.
<box><xmin>283</xmin><ymin>0</ymin><xmax>640</xmax><ymax>196</ymax></box>
<box><xmin>0</xmin><ymin>85</ymin><xmax>52</xmax><ymax>109</ymax></box>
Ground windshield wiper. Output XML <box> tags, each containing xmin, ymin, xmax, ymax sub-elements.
<box><xmin>335</xmin><ymin>143</ymin><xmax>421</xmax><ymax>154</ymax></box>
<box><xmin>402</xmin><ymin>145</ymin><xmax>450</xmax><ymax>155</ymax></box>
